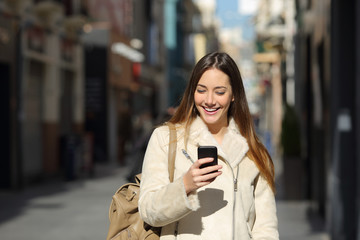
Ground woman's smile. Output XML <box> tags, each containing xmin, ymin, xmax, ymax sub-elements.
<box><xmin>203</xmin><ymin>107</ymin><xmax>220</xmax><ymax>115</ymax></box>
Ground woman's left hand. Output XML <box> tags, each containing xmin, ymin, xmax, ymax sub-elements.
<box><xmin>183</xmin><ymin>157</ymin><xmax>222</xmax><ymax>195</ymax></box>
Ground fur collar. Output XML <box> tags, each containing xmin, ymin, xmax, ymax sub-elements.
<box><xmin>188</xmin><ymin>116</ymin><xmax>249</xmax><ymax>168</ymax></box>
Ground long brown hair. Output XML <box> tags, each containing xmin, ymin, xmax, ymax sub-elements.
<box><xmin>169</xmin><ymin>52</ymin><xmax>275</xmax><ymax>193</ymax></box>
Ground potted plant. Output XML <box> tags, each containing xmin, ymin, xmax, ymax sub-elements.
<box><xmin>280</xmin><ymin>104</ymin><xmax>303</xmax><ymax>200</ymax></box>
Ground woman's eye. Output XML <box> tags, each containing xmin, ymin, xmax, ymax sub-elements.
<box><xmin>197</xmin><ymin>89</ymin><xmax>205</xmax><ymax>93</ymax></box>
<box><xmin>216</xmin><ymin>92</ymin><xmax>225</xmax><ymax>95</ymax></box>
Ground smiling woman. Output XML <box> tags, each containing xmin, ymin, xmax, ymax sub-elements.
<box><xmin>138</xmin><ymin>52</ymin><xmax>278</xmax><ymax>240</ymax></box>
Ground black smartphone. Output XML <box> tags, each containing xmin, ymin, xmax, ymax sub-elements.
<box><xmin>198</xmin><ymin>146</ymin><xmax>218</xmax><ymax>170</ymax></box>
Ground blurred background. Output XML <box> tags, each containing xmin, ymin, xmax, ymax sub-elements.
<box><xmin>0</xmin><ymin>0</ymin><xmax>359</xmax><ymax>239</ymax></box>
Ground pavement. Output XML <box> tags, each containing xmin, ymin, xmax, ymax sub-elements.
<box><xmin>0</xmin><ymin>163</ymin><xmax>330</xmax><ymax>240</ymax></box>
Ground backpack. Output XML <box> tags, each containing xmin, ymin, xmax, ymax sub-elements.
<box><xmin>106</xmin><ymin>123</ymin><xmax>177</xmax><ymax>240</ymax></box>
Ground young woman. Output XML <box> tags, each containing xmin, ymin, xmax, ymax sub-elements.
<box><xmin>139</xmin><ymin>52</ymin><xmax>279</xmax><ymax>239</ymax></box>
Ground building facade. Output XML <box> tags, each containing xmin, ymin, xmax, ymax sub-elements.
<box><xmin>1</xmin><ymin>0</ymin><xmax>219</xmax><ymax>189</ymax></box>
<box><xmin>254</xmin><ymin>0</ymin><xmax>360</xmax><ymax>239</ymax></box>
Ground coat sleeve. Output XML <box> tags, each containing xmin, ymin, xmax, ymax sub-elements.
<box><xmin>138</xmin><ymin>126</ymin><xmax>200</xmax><ymax>227</ymax></box>
<box><xmin>251</xmin><ymin>176</ymin><xmax>279</xmax><ymax>239</ymax></box>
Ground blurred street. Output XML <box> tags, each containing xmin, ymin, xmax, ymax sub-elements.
<box><xmin>0</xmin><ymin>160</ymin><xmax>330</xmax><ymax>240</ymax></box>
<box><xmin>1</xmin><ymin>0</ymin><xmax>360</xmax><ymax>239</ymax></box>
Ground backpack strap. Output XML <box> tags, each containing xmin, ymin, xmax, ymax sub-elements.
<box><xmin>167</xmin><ymin>123</ymin><xmax>177</xmax><ymax>183</ymax></box>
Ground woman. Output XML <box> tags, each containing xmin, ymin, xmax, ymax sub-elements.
<box><xmin>139</xmin><ymin>52</ymin><xmax>279</xmax><ymax>239</ymax></box>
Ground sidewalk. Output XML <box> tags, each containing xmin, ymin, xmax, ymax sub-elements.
<box><xmin>0</xmin><ymin>163</ymin><xmax>330</xmax><ymax>240</ymax></box>
<box><xmin>273</xmin><ymin>152</ymin><xmax>330</xmax><ymax>240</ymax></box>
<box><xmin>0</xmin><ymin>163</ymin><xmax>127</xmax><ymax>240</ymax></box>
<box><xmin>277</xmin><ymin>201</ymin><xmax>329</xmax><ymax>240</ymax></box>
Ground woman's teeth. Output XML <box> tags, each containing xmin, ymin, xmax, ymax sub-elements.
<box><xmin>204</xmin><ymin>107</ymin><xmax>217</xmax><ymax>112</ymax></box>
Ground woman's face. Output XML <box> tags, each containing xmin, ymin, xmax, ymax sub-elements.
<box><xmin>194</xmin><ymin>68</ymin><xmax>234</xmax><ymax>131</ymax></box>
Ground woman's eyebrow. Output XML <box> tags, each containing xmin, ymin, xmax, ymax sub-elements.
<box><xmin>197</xmin><ymin>84</ymin><xmax>227</xmax><ymax>89</ymax></box>
<box><xmin>214</xmin><ymin>86</ymin><xmax>227</xmax><ymax>90</ymax></box>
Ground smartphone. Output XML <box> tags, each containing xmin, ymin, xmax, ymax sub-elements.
<box><xmin>198</xmin><ymin>146</ymin><xmax>218</xmax><ymax>170</ymax></box>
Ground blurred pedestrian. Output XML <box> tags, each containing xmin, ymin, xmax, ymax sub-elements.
<box><xmin>117</xmin><ymin>108</ymin><xmax>132</xmax><ymax>166</ymax></box>
<box><xmin>139</xmin><ymin>52</ymin><xmax>279</xmax><ymax>239</ymax></box>
<box><xmin>126</xmin><ymin>111</ymin><xmax>154</xmax><ymax>181</ymax></box>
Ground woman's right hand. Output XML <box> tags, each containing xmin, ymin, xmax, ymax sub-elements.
<box><xmin>183</xmin><ymin>158</ymin><xmax>222</xmax><ymax>195</ymax></box>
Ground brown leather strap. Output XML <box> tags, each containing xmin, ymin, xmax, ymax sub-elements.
<box><xmin>168</xmin><ymin>123</ymin><xmax>177</xmax><ymax>182</ymax></box>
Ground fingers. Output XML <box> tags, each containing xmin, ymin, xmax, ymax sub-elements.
<box><xmin>194</xmin><ymin>167</ymin><xmax>222</xmax><ymax>183</ymax></box>
<box><xmin>192</xmin><ymin>157</ymin><xmax>209</xmax><ymax>168</ymax></box>
<box><xmin>183</xmin><ymin>158</ymin><xmax>223</xmax><ymax>194</ymax></box>
<box><xmin>193</xmin><ymin>157</ymin><xmax>222</xmax><ymax>174</ymax></box>
<box><xmin>196</xmin><ymin>157</ymin><xmax>214</xmax><ymax>166</ymax></box>
<box><xmin>196</xmin><ymin>157</ymin><xmax>222</xmax><ymax>174</ymax></box>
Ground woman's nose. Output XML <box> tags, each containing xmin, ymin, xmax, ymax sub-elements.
<box><xmin>205</xmin><ymin>93</ymin><xmax>215</xmax><ymax>105</ymax></box>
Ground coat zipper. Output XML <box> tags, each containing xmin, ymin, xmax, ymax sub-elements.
<box><xmin>181</xmin><ymin>149</ymin><xmax>239</xmax><ymax>239</ymax></box>
<box><xmin>225</xmin><ymin>162</ymin><xmax>239</xmax><ymax>240</ymax></box>
<box><xmin>181</xmin><ymin>149</ymin><xmax>194</xmax><ymax>163</ymax></box>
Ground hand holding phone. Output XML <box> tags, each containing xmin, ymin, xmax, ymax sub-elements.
<box><xmin>198</xmin><ymin>146</ymin><xmax>218</xmax><ymax>172</ymax></box>
<box><xmin>183</xmin><ymin>146</ymin><xmax>222</xmax><ymax>194</ymax></box>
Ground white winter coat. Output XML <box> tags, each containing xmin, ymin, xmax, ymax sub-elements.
<box><xmin>139</xmin><ymin>117</ymin><xmax>279</xmax><ymax>239</ymax></box>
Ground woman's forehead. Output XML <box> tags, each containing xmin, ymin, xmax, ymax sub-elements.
<box><xmin>198</xmin><ymin>69</ymin><xmax>230</xmax><ymax>85</ymax></box>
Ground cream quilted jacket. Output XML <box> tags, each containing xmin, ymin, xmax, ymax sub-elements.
<box><xmin>139</xmin><ymin>117</ymin><xmax>279</xmax><ymax>240</ymax></box>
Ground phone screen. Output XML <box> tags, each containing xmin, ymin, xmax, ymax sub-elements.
<box><xmin>198</xmin><ymin>146</ymin><xmax>218</xmax><ymax>169</ymax></box>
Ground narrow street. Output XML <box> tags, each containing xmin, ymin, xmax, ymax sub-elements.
<box><xmin>0</xmin><ymin>163</ymin><xmax>329</xmax><ymax>240</ymax></box>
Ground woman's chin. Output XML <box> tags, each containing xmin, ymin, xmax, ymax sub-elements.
<box><xmin>200</xmin><ymin>115</ymin><xmax>219</xmax><ymax>126</ymax></box>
